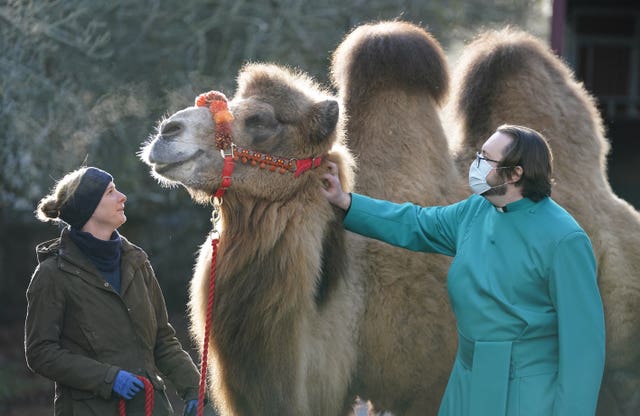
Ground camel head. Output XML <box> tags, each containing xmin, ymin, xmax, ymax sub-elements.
<box><xmin>141</xmin><ymin>63</ymin><xmax>351</xmax><ymax>204</ymax></box>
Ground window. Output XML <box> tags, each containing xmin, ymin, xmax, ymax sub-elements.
<box><xmin>567</xmin><ymin>7</ymin><xmax>640</xmax><ymax>119</ymax></box>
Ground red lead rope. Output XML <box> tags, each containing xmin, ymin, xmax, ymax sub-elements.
<box><xmin>117</xmin><ymin>240</ymin><xmax>219</xmax><ymax>416</ymax></box>
<box><xmin>197</xmin><ymin>235</ymin><xmax>219</xmax><ymax>416</ymax></box>
<box><xmin>118</xmin><ymin>375</ymin><xmax>154</xmax><ymax>416</ymax></box>
<box><xmin>192</xmin><ymin>90</ymin><xmax>323</xmax><ymax>416</ymax></box>
<box><xmin>214</xmin><ymin>154</ymin><xmax>235</xmax><ymax>200</ymax></box>
<box><xmin>194</xmin><ymin>90</ymin><xmax>230</xmax><ymax>416</ymax></box>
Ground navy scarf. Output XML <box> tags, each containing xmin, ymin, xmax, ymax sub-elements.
<box><xmin>69</xmin><ymin>228</ymin><xmax>122</xmax><ymax>293</ymax></box>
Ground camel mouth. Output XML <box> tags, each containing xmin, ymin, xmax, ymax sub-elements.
<box><xmin>152</xmin><ymin>149</ymin><xmax>205</xmax><ymax>175</ymax></box>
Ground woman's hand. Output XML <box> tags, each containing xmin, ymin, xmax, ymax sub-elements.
<box><xmin>321</xmin><ymin>161</ymin><xmax>352</xmax><ymax>210</ymax></box>
<box><xmin>112</xmin><ymin>370</ymin><xmax>144</xmax><ymax>400</ymax></box>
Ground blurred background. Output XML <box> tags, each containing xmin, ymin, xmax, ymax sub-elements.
<box><xmin>1</xmin><ymin>0</ymin><xmax>638</xmax><ymax>413</ymax></box>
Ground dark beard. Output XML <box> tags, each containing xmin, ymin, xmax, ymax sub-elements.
<box><xmin>482</xmin><ymin>181</ymin><xmax>508</xmax><ymax>197</ymax></box>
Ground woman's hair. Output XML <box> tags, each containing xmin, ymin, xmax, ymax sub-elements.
<box><xmin>496</xmin><ymin>124</ymin><xmax>554</xmax><ymax>202</ymax></box>
<box><xmin>35</xmin><ymin>167</ymin><xmax>88</xmax><ymax>224</ymax></box>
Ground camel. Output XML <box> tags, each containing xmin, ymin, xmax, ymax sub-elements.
<box><xmin>141</xmin><ymin>20</ymin><xmax>640</xmax><ymax>415</ymax></box>
<box><xmin>447</xmin><ymin>28</ymin><xmax>640</xmax><ymax>415</ymax></box>
<box><xmin>141</xmin><ymin>21</ymin><xmax>459</xmax><ymax>415</ymax></box>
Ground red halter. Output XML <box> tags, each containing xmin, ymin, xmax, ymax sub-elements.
<box><xmin>195</xmin><ymin>90</ymin><xmax>324</xmax><ymax>199</ymax></box>
<box><xmin>195</xmin><ymin>91</ymin><xmax>235</xmax><ymax>200</ymax></box>
<box><xmin>192</xmin><ymin>90</ymin><xmax>323</xmax><ymax>416</ymax></box>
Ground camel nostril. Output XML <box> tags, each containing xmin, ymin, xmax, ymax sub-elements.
<box><xmin>161</xmin><ymin>121</ymin><xmax>183</xmax><ymax>138</ymax></box>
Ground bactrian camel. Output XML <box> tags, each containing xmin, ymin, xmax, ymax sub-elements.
<box><xmin>142</xmin><ymin>21</ymin><xmax>639</xmax><ymax>416</ymax></box>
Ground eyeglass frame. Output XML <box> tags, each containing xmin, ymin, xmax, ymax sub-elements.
<box><xmin>474</xmin><ymin>152</ymin><xmax>502</xmax><ymax>168</ymax></box>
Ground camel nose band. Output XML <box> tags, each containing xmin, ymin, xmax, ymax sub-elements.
<box><xmin>195</xmin><ymin>90</ymin><xmax>324</xmax><ymax>179</ymax></box>
<box><xmin>195</xmin><ymin>91</ymin><xmax>234</xmax><ymax>151</ymax></box>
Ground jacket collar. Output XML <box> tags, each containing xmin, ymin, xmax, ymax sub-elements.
<box><xmin>38</xmin><ymin>228</ymin><xmax>148</xmax><ymax>294</ymax></box>
<box><xmin>59</xmin><ymin>228</ymin><xmax>109</xmax><ymax>275</ymax></box>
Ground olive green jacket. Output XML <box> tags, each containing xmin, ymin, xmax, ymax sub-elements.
<box><xmin>25</xmin><ymin>229</ymin><xmax>200</xmax><ymax>416</ymax></box>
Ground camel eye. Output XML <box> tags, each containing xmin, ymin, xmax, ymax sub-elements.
<box><xmin>160</xmin><ymin>121</ymin><xmax>182</xmax><ymax>138</ymax></box>
<box><xmin>245</xmin><ymin>114</ymin><xmax>266</xmax><ymax>128</ymax></box>
<box><xmin>244</xmin><ymin>113</ymin><xmax>280</xmax><ymax>143</ymax></box>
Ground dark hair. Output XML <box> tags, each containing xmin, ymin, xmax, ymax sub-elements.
<box><xmin>36</xmin><ymin>168</ymin><xmax>88</xmax><ymax>224</ymax></box>
<box><xmin>36</xmin><ymin>167</ymin><xmax>113</xmax><ymax>229</ymax></box>
<box><xmin>496</xmin><ymin>124</ymin><xmax>553</xmax><ymax>202</ymax></box>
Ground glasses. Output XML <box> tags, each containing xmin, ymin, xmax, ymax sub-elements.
<box><xmin>474</xmin><ymin>152</ymin><xmax>501</xmax><ymax>168</ymax></box>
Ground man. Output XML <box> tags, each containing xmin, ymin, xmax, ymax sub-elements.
<box><xmin>321</xmin><ymin>125</ymin><xmax>605</xmax><ymax>415</ymax></box>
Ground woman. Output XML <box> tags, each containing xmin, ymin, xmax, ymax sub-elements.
<box><xmin>25</xmin><ymin>166</ymin><xmax>202</xmax><ymax>416</ymax></box>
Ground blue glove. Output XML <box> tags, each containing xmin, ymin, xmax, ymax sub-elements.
<box><xmin>184</xmin><ymin>399</ymin><xmax>198</xmax><ymax>416</ymax></box>
<box><xmin>113</xmin><ymin>370</ymin><xmax>144</xmax><ymax>400</ymax></box>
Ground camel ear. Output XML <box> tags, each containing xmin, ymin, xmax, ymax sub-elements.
<box><xmin>308</xmin><ymin>100</ymin><xmax>339</xmax><ymax>144</ymax></box>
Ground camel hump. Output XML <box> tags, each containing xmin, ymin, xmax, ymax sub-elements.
<box><xmin>454</xmin><ymin>27</ymin><xmax>584</xmax><ymax>134</ymax></box>
<box><xmin>451</xmin><ymin>27</ymin><xmax>609</xmax><ymax>170</ymax></box>
<box><xmin>331</xmin><ymin>20</ymin><xmax>449</xmax><ymax>105</ymax></box>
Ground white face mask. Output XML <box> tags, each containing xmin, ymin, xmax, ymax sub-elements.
<box><xmin>468</xmin><ymin>158</ymin><xmax>494</xmax><ymax>195</ymax></box>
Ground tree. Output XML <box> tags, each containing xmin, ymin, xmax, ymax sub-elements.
<box><xmin>0</xmin><ymin>0</ymin><xmax>547</xmax><ymax>315</ymax></box>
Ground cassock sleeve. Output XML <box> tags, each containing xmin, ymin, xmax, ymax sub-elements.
<box><xmin>343</xmin><ymin>193</ymin><xmax>466</xmax><ymax>256</ymax></box>
<box><xmin>548</xmin><ymin>230</ymin><xmax>605</xmax><ymax>415</ymax></box>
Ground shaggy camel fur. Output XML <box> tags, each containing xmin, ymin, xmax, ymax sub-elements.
<box><xmin>447</xmin><ymin>28</ymin><xmax>640</xmax><ymax>415</ymax></box>
<box><xmin>144</xmin><ymin>64</ymin><xmax>363</xmax><ymax>415</ymax></box>
<box><xmin>142</xmin><ymin>21</ymin><xmax>460</xmax><ymax>415</ymax></box>
<box><xmin>142</xmin><ymin>20</ymin><xmax>638</xmax><ymax>415</ymax></box>
<box><xmin>330</xmin><ymin>21</ymin><xmax>464</xmax><ymax>414</ymax></box>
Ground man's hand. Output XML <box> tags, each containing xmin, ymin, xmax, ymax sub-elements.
<box><xmin>321</xmin><ymin>161</ymin><xmax>351</xmax><ymax>210</ymax></box>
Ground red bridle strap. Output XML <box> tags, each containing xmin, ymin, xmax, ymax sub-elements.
<box><xmin>195</xmin><ymin>90</ymin><xmax>323</xmax><ymax>188</ymax></box>
<box><xmin>195</xmin><ymin>91</ymin><xmax>233</xmax><ymax>151</ymax></box>
<box><xmin>294</xmin><ymin>156</ymin><xmax>323</xmax><ymax>177</ymax></box>
<box><xmin>195</xmin><ymin>91</ymin><xmax>235</xmax><ymax>200</ymax></box>
<box><xmin>213</xmin><ymin>153</ymin><xmax>235</xmax><ymax>200</ymax></box>
<box><xmin>230</xmin><ymin>144</ymin><xmax>322</xmax><ymax>177</ymax></box>
<box><xmin>192</xmin><ymin>90</ymin><xmax>322</xmax><ymax>416</ymax></box>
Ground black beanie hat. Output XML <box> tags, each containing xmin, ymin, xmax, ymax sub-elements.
<box><xmin>59</xmin><ymin>167</ymin><xmax>113</xmax><ymax>229</ymax></box>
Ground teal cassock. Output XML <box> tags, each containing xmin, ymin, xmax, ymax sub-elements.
<box><xmin>344</xmin><ymin>193</ymin><xmax>605</xmax><ymax>416</ymax></box>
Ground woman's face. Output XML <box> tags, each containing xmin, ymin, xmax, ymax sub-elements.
<box><xmin>89</xmin><ymin>182</ymin><xmax>127</xmax><ymax>231</ymax></box>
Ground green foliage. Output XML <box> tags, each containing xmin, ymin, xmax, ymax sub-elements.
<box><xmin>0</xmin><ymin>1</ymin><xmax>547</xmax><ymax>409</ymax></box>
<box><xmin>0</xmin><ymin>360</ymin><xmax>52</xmax><ymax>402</ymax></box>
<box><xmin>0</xmin><ymin>0</ymin><xmax>547</xmax><ymax>314</ymax></box>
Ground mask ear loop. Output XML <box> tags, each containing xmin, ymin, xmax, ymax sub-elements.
<box><xmin>497</xmin><ymin>165</ymin><xmax>523</xmax><ymax>187</ymax></box>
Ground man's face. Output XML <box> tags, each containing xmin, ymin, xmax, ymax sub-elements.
<box><xmin>478</xmin><ymin>131</ymin><xmax>513</xmax><ymax>196</ymax></box>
